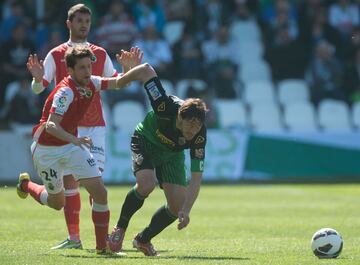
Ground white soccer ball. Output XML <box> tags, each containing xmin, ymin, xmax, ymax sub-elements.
<box><xmin>311</xmin><ymin>228</ymin><xmax>343</xmax><ymax>259</ymax></box>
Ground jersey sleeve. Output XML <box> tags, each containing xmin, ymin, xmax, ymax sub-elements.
<box><xmin>43</xmin><ymin>52</ymin><xmax>56</xmax><ymax>87</ymax></box>
<box><xmin>103</xmin><ymin>52</ymin><xmax>117</xmax><ymax>77</ymax></box>
<box><xmin>144</xmin><ymin>78</ymin><xmax>175</xmax><ymax>117</ymax></box>
<box><xmin>50</xmin><ymin>87</ymin><xmax>74</xmax><ymax>115</ymax></box>
<box><xmin>189</xmin><ymin>127</ymin><xmax>207</xmax><ymax>172</ymax></box>
<box><xmin>90</xmin><ymin>75</ymin><xmax>109</xmax><ymax>91</ymax></box>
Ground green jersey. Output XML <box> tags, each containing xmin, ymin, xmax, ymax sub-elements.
<box><xmin>135</xmin><ymin>78</ymin><xmax>207</xmax><ymax>172</ymax></box>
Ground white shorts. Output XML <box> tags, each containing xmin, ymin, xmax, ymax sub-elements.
<box><xmin>31</xmin><ymin>142</ymin><xmax>101</xmax><ymax>194</ymax></box>
<box><xmin>63</xmin><ymin>126</ymin><xmax>106</xmax><ymax>176</ymax></box>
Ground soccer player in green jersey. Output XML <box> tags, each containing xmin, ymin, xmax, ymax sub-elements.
<box><xmin>108</xmin><ymin>63</ymin><xmax>208</xmax><ymax>256</ymax></box>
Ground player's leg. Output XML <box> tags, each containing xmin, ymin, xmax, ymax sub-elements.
<box><xmin>80</xmin><ymin>176</ymin><xmax>110</xmax><ymax>253</ymax></box>
<box><xmin>50</xmin><ymin>174</ymin><xmax>83</xmax><ymax>250</ymax></box>
<box><xmin>109</xmin><ymin>133</ymin><xmax>155</xmax><ymax>252</ymax></box>
<box><xmin>67</xmin><ymin>144</ymin><xmax>110</xmax><ymax>253</ymax></box>
<box><xmin>133</xmin><ymin>155</ymin><xmax>186</xmax><ymax>256</ymax></box>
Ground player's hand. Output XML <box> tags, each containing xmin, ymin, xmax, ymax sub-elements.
<box><xmin>73</xmin><ymin>136</ymin><xmax>93</xmax><ymax>150</ymax></box>
<box><xmin>129</xmin><ymin>46</ymin><xmax>143</xmax><ymax>68</ymax></box>
<box><xmin>26</xmin><ymin>54</ymin><xmax>44</xmax><ymax>82</ymax></box>
<box><xmin>177</xmin><ymin>210</ymin><xmax>190</xmax><ymax>230</ymax></box>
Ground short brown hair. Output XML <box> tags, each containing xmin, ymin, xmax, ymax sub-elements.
<box><xmin>65</xmin><ymin>46</ymin><xmax>93</xmax><ymax>69</ymax></box>
<box><xmin>67</xmin><ymin>4</ymin><xmax>91</xmax><ymax>21</ymax></box>
<box><xmin>179</xmin><ymin>98</ymin><xmax>208</xmax><ymax>123</ymax></box>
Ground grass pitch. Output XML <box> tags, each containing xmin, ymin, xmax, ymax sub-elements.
<box><xmin>1</xmin><ymin>184</ymin><xmax>360</xmax><ymax>265</ymax></box>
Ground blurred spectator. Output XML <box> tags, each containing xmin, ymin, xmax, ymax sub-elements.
<box><xmin>265</xmin><ymin>24</ymin><xmax>307</xmax><ymax>81</ymax></box>
<box><xmin>131</xmin><ymin>0</ymin><xmax>166</xmax><ymax>34</ymax></box>
<box><xmin>133</xmin><ymin>25</ymin><xmax>172</xmax><ymax>78</ymax></box>
<box><xmin>306</xmin><ymin>40</ymin><xmax>347</xmax><ymax>105</ymax></box>
<box><xmin>94</xmin><ymin>0</ymin><xmax>138</xmax><ymax>56</ymax></box>
<box><xmin>328</xmin><ymin>0</ymin><xmax>359</xmax><ymax>38</ymax></box>
<box><xmin>1</xmin><ymin>75</ymin><xmax>41</xmax><ymax>125</ymax></box>
<box><xmin>202</xmin><ymin>26</ymin><xmax>238</xmax><ymax>98</ymax></box>
<box><xmin>298</xmin><ymin>0</ymin><xmax>323</xmax><ymax>37</ymax></box>
<box><xmin>300</xmin><ymin>6</ymin><xmax>342</xmax><ymax>57</ymax></box>
<box><xmin>0</xmin><ymin>0</ymin><xmax>33</xmax><ymax>43</ymax></box>
<box><xmin>263</xmin><ymin>0</ymin><xmax>299</xmax><ymax>46</ymax></box>
<box><xmin>173</xmin><ymin>25</ymin><xmax>204</xmax><ymax>80</ymax></box>
<box><xmin>0</xmin><ymin>22</ymin><xmax>35</xmax><ymax>107</ymax></box>
<box><xmin>344</xmin><ymin>47</ymin><xmax>360</xmax><ymax>104</ymax></box>
<box><xmin>37</xmin><ymin>28</ymin><xmax>64</xmax><ymax>59</ymax></box>
<box><xmin>161</xmin><ymin>0</ymin><xmax>193</xmax><ymax>22</ymax></box>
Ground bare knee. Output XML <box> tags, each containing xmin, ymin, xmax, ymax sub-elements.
<box><xmin>167</xmin><ymin>200</ymin><xmax>183</xmax><ymax>215</ymax></box>
<box><xmin>48</xmin><ymin>199</ymin><xmax>65</xmax><ymax>211</ymax></box>
<box><xmin>63</xmin><ymin>175</ymin><xmax>79</xmax><ymax>190</ymax></box>
<box><xmin>91</xmin><ymin>186</ymin><xmax>108</xmax><ymax>205</ymax></box>
<box><xmin>136</xmin><ymin>179</ymin><xmax>156</xmax><ymax>197</ymax></box>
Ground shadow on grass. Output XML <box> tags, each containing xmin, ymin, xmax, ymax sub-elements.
<box><xmin>58</xmin><ymin>248</ymin><xmax>249</xmax><ymax>261</ymax></box>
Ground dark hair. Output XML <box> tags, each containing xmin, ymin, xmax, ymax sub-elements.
<box><xmin>65</xmin><ymin>46</ymin><xmax>93</xmax><ymax>69</ymax></box>
<box><xmin>67</xmin><ymin>4</ymin><xmax>91</xmax><ymax>21</ymax></box>
<box><xmin>179</xmin><ymin>98</ymin><xmax>208</xmax><ymax>123</ymax></box>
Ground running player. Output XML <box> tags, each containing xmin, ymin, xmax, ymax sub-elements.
<box><xmin>17</xmin><ymin>46</ymin><xmax>137</xmax><ymax>254</ymax></box>
<box><xmin>107</xmin><ymin>63</ymin><xmax>208</xmax><ymax>256</ymax></box>
<box><xmin>27</xmin><ymin>3</ymin><xmax>142</xmax><ymax>249</ymax></box>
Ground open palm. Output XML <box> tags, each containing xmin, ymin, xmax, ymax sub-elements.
<box><xmin>27</xmin><ymin>54</ymin><xmax>44</xmax><ymax>81</ymax></box>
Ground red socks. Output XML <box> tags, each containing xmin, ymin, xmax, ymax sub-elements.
<box><xmin>21</xmin><ymin>180</ymin><xmax>47</xmax><ymax>205</ymax></box>
<box><xmin>92</xmin><ymin>209</ymin><xmax>110</xmax><ymax>250</ymax></box>
<box><xmin>64</xmin><ymin>193</ymin><xmax>81</xmax><ymax>242</ymax></box>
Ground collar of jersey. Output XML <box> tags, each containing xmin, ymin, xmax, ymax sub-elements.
<box><xmin>67</xmin><ymin>40</ymin><xmax>89</xmax><ymax>47</ymax></box>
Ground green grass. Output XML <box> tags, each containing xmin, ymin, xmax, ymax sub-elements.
<box><xmin>1</xmin><ymin>184</ymin><xmax>360</xmax><ymax>265</ymax></box>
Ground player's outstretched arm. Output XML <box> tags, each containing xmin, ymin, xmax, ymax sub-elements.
<box><xmin>178</xmin><ymin>172</ymin><xmax>202</xmax><ymax>230</ymax></box>
<box><xmin>27</xmin><ymin>54</ymin><xmax>45</xmax><ymax>94</ymax></box>
<box><xmin>106</xmin><ymin>63</ymin><xmax>157</xmax><ymax>90</ymax></box>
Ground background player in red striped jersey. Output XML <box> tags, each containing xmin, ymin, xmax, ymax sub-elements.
<box><xmin>26</xmin><ymin>4</ymin><xmax>143</xmax><ymax>250</ymax></box>
<box><xmin>18</xmin><ymin>46</ymin><xmax>139</xmax><ymax>255</ymax></box>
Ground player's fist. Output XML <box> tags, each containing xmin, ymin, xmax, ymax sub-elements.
<box><xmin>73</xmin><ymin>136</ymin><xmax>93</xmax><ymax>150</ymax></box>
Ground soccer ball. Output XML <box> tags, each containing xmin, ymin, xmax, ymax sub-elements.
<box><xmin>311</xmin><ymin>228</ymin><xmax>343</xmax><ymax>259</ymax></box>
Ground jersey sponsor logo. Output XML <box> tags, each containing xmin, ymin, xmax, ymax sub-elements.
<box><xmin>157</xmin><ymin>101</ymin><xmax>165</xmax><ymax>112</ymax></box>
<box><xmin>156</xmin><ymin>129</ymin><xmax>175</xmax><ymax>147</ymax></box>
<box><xmin>195</xmin><ymin>136</ymin><xmax>205</xmax><ymax>144</ymax></box>
<box><xmin>87</xmin><ymin>158</ymin><xmax>96</xmax><ymax>167</ymax></box>
<box><xmin>90</xmin><ymin>146</ymin><xmax>105</xmax><ymax>155</ymax></box>
<box><xmin>194</xmin><ymin>148</ymin><xmax>204</xmax><ymax>159</ymax></box>
<box><xmin>146</xmin><ymin>81</ymin><xmax>161</xmax><ymax>100</ymax></box>
<box><xmin>178</xmin><ymin>137</ymin><xmax>186</xmax><ymax>145</ymax></box>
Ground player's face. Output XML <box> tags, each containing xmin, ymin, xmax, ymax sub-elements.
<box><xmin>67</xmin><ymin>12</ymin><xmax>91</xmax><ymax>41</ymax></box>
<box><xmin>69</xmin><ymin>57</ymin><xmax>92</xmax><ymax>87</ymax></box>
<box><xmin>178</xmin><ymin>117</ymin><xmax>202</xmax><ymax>141</ymax></box>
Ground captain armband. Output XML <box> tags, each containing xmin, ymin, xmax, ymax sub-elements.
<box><xmin>31</xmin><ymin>79</ymin><xmax>44</xmax><ymax>94</ymax></box>
<box><xmin>191</xmin><ymin>159</ymin><xmax>205</xmax><ymax>172</ymax></box>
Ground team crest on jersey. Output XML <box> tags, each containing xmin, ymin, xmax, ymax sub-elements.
<box><xmin>157</xmin><ymin>102</ymin><xmax>165</xmax><ymax>112</ymax></box>
<box><xmin>194</xmin><ymin>148</ymin><xmax>204</xmax><ymax>159</ymax></box>
<box><xmin>178</xmin><ymin>137</ymin><xmax>186</xmax><ymax>145</ymax></box>
<box><xmin>78</xmin><ymin>87</ymin><xmax>93</xmax><ymax>98</ymax></box>
<box><xmin>91</xmin><ymin>54</ymin><xmax>97</xmax><ymax>62</ymax></box>
<box><xmin>195</xmin><ymin>136</ymin><xmax>205</xmax><ymax>144</ymax></box>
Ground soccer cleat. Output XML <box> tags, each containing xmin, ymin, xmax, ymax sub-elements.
<box><xmin>50</xmin><ymin>238</ymin><xmax>83</xmax><ymax>250</ymax></box>
<box><xmin>96</xmin><ymin>243</ymin><xmax>127</xmax><ymax>256</ymax></box>
<box><xmin>16</xmin><ymin>172</ymin><xmax>30</xmax><ymax>199</ymax></box>
<box><xmin>108</xmin><ymin>227</ymin><xmax>126</xmax><ymax>252</ymax></box>
<box><xmin>132</xmin><ymin>234</ymin><xmax>159</xmax><ymax>256</ymax></box>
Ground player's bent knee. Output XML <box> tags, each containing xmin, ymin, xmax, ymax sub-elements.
<box><xmin>91</xmin><ymin>186</ymin><xmax>108</xmax><ymax>204</ymax></box>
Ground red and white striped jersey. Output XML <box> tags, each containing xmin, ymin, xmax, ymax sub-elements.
<box><xmin>33</xmin><ymin>75</ymin><xmax>109</xmax><ymax>146</ymax></box>
<box><xmin>42</xmin><ymin>41</ymin><xmax>117</xmax><ymax>127</ymax></box>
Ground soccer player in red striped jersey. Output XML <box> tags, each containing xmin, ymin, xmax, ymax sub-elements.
<box><xmin>18</xmin><ymin>46</ymin><xmax>139</xmax><ymax>255</ymax></box>
<box><xmin>26</xmin><ymin>4</ymin><xmax>142</xmax><ymax>250</ymax></box>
